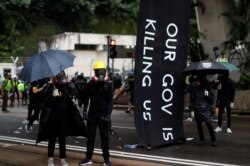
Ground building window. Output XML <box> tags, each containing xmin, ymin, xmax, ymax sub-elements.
<box><xmin>75</xmin><ymin>44</ymin><xmax>97</xmax><ymax>50</ymax></box>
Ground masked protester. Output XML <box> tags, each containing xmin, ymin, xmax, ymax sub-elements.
<box><xmin>25</xmin><ymin>78</ymin><xmax>48</xmax><ymax>132</ymax></box>
<box><xmin>79</xmin><ymin>61</ymin><xmax>113</xmax><ymax>166</ymax></box>
<box><xmin>36</xmin><ymin>71</ymin><xmax>86</xmax><ymax>166</ymax></box>
<box><xmin>191</xmin><ymin>74</ymin><xmax>217</xmax><ymax>146</ymax></box>
<box><xmin>214</xmin><ymin>72</ymin><xmax>235</xmax><ymax>134</ymax></box>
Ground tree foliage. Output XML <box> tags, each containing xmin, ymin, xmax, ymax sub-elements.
<box><xmin>0</xmin><ymin>0</ymin><xmax>139</xmax><ymax>62</ymax></box>
<box><xmin>222</xmin><ymin>0</ymin><xmax>250</xmax><ymax>48</ymax></box>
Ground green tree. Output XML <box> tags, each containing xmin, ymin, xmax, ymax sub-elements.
<box><xmin>223</xmin><ymin>0</ymin><xmax>250</xmax><ymax>69</ymax></box>
<box><xmin>223</xmin><ymin>0</ymin><xmax>250</xmax><ymax>44</ymax></box>
<box><xmin>0</xmin><ymin>0</ymin><xmax>140</xmax><ymax>62</ymax></box>
<box><xmin>94</xmin><ymin>0</ymin><xmax>139</xmax><ymax>34</ymax></box>
<box><xmin>0</xmin><ymin>0</ymin><xmax>32</xmax><ymax>60</ymax></box>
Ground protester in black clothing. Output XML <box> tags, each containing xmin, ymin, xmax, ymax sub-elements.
<box><xmin>79</xmin><ymin>61</ymin><xmax>113</xmax><ymax>166</ymax></box>
<box><xmin>114</xmin><ymin>73</ymin><xmax>122</xmax><ymax>90</ymax></box>
<box><xmin>184</xmin><ymin>75</ymin><xmax>196</xmax><ymax>121</ymax></box>
<box><xmin>36</xmin><ymin>71</ymin><xmax>86</xmax><ymax>166</ymax></box>
<box><xmin>25</xmin><ymin>78</ymin><xmax>48</xmax><ymax>132</ymax></box>
<box><xmin>74</xmin><ymin>73</ymin><xmax>87</xmax><ymax>108</ymax></box>
<box><xmin>191</xmin><ymin>74</ymin><xmax>217</xmax><ymax>146</ymax></box>
<box><xmin>214</xmin><ymin>72</ymin><xmax>235</xmax><ymax>134</ymax></box>
<box><xmin>126</xmin><ymin>74</ymin><xmax>134</xmax><ymax>113</ymax></box>
<box><xmin>24</xmin><ymin>82</ymin><xmax>35</xmax><ymax>123</ymax></box>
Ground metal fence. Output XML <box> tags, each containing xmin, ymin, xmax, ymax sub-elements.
<box><xmin>184</xmin><ymin>90</ymin><xmax>250</xmax><ymax>112</ymax></box>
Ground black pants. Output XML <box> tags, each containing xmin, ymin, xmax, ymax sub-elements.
<box><xmin>2</xmin><ymin>91</ymin><xmax>8</xmax><ymax>111</ymax></box>
<box><xmin>86</xmin><ymin>117</ymin><xmax>110</xmax><ymax>160</ymax></box>
<box><xmin>218</xmin><ymin>104</ymin><xmax>231</xmax><ymax>128</ymax></box>
<box><xmin>27</xmin><ymin>98</ymin><xmax>35</xmax><ymax>121</ymax></box>
<box><xmin>27</xmin><ymin>101</ymin><xmax>42</xmax><ymax>126</ymax></box>
<box><xmin>48</xmin><ymin>137</ymin><xmax>66</xmax><ymax>158</ymax></box>
<box><xmin>47</xmin><ymin>108</ymin><xmax>68</xmax><ymax>158</ymax></box>
<box><xmin>195</xmin><ymin>118</ymin><xmax>216</xmax><ymax>142</ymax></box>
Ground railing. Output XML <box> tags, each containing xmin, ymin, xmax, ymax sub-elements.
<box><xmin>213</xmin><ymin>42</ymin><xmax>250</xmax><ymax>71</ymax></box>
<box><xmin>184</xmin><ymin>90</ymin><xmax>250</xmax><ymax>112</ymax></box>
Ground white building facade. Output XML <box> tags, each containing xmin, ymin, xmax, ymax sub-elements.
<box><xmin>40</xmin><ymin>33</ymin><xmax>137</xmax><ymax>78</ymax></box>
<box><xmin>0</xmin><ymin>63</ymin><xmax>16</xmax><ymax>79</ymax></box>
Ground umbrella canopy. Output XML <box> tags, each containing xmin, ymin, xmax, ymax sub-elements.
<box><xmin>19</xmin><ymin>49</ymin><xmax>75</xmax><ymax>82</ymax></box>
<box><xmin>183</xmin><ymin>60</ymin><xmax>228</xmax><ymax>75</ymax></box>
<box><xmin>218</xmin><ymin>62</ymin><xmax>238</xmax><ymax>72</ymax></box>
<box><xmin>16</xmin><ymin>65</ymin><xmax>24</xmax><ymax>74</ymax></box>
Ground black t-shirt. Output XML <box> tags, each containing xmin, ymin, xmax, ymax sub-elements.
<box><xmin>85</xmin><ymin>80</ymin><xmax>113</xmax><ymax>117</ymax></box>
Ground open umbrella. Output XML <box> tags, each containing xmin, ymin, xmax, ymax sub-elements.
<box><xmin>183</xmin><ymin>60</ymin><xmax>228</xmax><ymax>75</ymax></box>
<box><xmin>19</xmin><ymin>49</ymin><xmax>75</xmax><ymax>82</ymax></box>
<box><xmin>16</xmin><ymin>65</ymin><xmax>24</xmax><ymax>74</ymax></box>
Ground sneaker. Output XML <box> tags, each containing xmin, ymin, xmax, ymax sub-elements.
<box><xmin>103</xmin><ymin>160</ymin><xmax>112</xmax><ymax>166</ymax></box>
<box><xmin>22</xmin><ymin>119</ymin><xmax>29</xmax><ymax>124</ymax></box>
<box><xmin>186</xmin><ymin>117</ymin><xmax>193</xmax><ymax>122</ymax></box>
<box><xmin>25</xmin><ymin>125</ymin><xmax>33</xmax><ymax>133</ymax></box>
<box><xmin>61</xmin><ymin>159</ymin><xmax>68</xmax><ymax>166</ymax></box>
<box><xmin>214</xmin><ymin>127</ymin><xmax>222</xmax><ymax>132</ymax></box>
<box><xmin>79</xmin><ymin>158</ymin><xmax>93</xmax><ymax>165</ymax></box>
<box><xmin>48</xmin><ymin>159</ymin><xmax>54</xmax><ymax>166</ymax></box>
<box><xmin>227</xmin><ymin>128</ymin><xmax>232</xmax><ymax>134</ymax></box>
<box><xmin>210</xmin><ymin>116</ymin><xmax>218</xmax><ymax>122</ymax></box>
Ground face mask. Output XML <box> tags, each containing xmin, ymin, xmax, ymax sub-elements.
<box><xmin>94</xmin><ymin>69</ymin><xmax>107</xmax><ymax>82</ymax></box>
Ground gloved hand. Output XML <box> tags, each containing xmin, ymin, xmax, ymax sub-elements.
<box><xmin>230</xmin><ymin>102</ymin><xmax>234</xmax><ymax>109</ymax></box>
<box><xmin>103</xmin><ymin>115</ymin><xmax>111</xmax><ymax>122</ymax></box>
<box><xmin>204</xmin><ymin>90</ymin><xmax>209</xmax><ymax>96</ymax></box>
<box><xmin>100</xmin><ymin>115</ymin><xmax>111</xmax><ymax>128</ymax></box>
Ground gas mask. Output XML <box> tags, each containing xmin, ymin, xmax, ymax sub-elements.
<box><xmin>94</xmin><ymin>69</ymin><xmax>108</xmax><ymax>82</ymax></box>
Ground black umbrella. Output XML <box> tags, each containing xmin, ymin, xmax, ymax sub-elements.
<box><xmin>183</xmin><ymin>60</ymin><xmax>228</xmax><ymax>75</ymax></box>
<box><xmin>19</xmin><ymin>49</ymin><xmax>75</xmax><ymax>82</ymax></box>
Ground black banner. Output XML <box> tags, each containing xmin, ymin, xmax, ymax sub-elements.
<box><xmin>134</xmin><ymin>0</ymin><xmax>190</xmax><ymax>148</ymax></box>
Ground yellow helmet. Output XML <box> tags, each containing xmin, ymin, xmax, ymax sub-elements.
<box><xmin>93</xmin><ymin>60</ymin><xmax>106</xmax><ymax>70</ymax></box>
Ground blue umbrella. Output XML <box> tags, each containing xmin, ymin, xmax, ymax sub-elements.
<box><xmin>218</xmin><ymin>62</ymin><xmax>238</xmax><ymax>72</ymax></box>
<box><xmin>19</xmin><ymin>49</ymin><xmax>75</xmax><ymax>82</ymax></box>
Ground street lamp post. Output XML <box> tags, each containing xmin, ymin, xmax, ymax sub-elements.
<box><xmin>106</xmin><ymin>35</ymin><xmax>111</xmax><ymax>73</ymax></box>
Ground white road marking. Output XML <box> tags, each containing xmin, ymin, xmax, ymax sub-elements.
<box><xmin>0</xmin><ymin>135</ymin><xmax>240</xmax><ymax>166</ymax></box>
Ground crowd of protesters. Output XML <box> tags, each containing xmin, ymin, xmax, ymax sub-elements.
<box><xmin>1</xmin><ymin>60</ymin><xmax>237</xmax><ymax>165</ymax></box>
<box><xmin>0</xmin><ymin>61</ymin><xmax>125</xmax><ymax>166</ymax></box>
<box><xmin>184</xmin><ymin>71</ymin><xmax>236</xmax><ymax>147</ymax></box>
